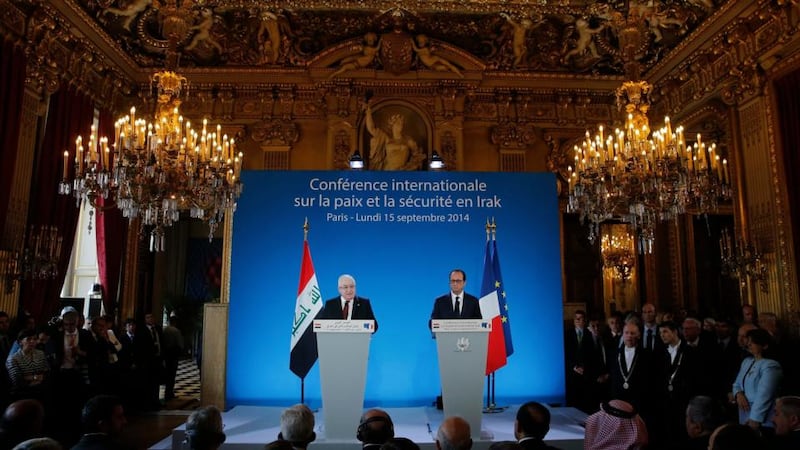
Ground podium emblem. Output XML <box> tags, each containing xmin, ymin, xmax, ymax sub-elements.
<box><xmin>456</xmin><ymin>337</ymin><xmax>470</xmax><ymax>352</ymax></box>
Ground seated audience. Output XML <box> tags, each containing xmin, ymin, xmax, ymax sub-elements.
<box><xmin>707</xmin><ymin>423</ymin><xmax>762</xmax><ymax>450</ymax></box>
<box><xmin>71</xmin><ymin>395</ymin><xmax>130</xmax><ymax>450</ymax></box>
<box><xmin>278</xmin><ymin>404</ymin><xmax>315</xmax><ymax>450</ymax></box>
<box><xmin>0</xmin><ymin>399</ymin><xmax>45</xmax><ymax>450</ymax></box>
<box><xmin>488</xmin><ymin>442</ymin><xmax>522</xmax><ymax>450</ymax></box>
<box><xmin>357</xmin><ymin>409</ymin><xmax>394</xmax><ymax>449</ymax></box>
<box><xmin>185</xmin><ymin>405</ymin><xmax>226</xmax><ymax>450</ymax></box>
<box><xmin>583</xmin><ymin>400</ymin><xmax>648</xmax><ymax>450</ymax></box>
<box><xmin>264</xmin><ymin>440</ymin><xmax>294</xmax><ymax>450</ymax></box>
<box><xmin>436</xmin><ymin>416</ymin><xmax>472</xmax><ymax>450</ymax></box>
<box><xmin>683</xmin><ymin>395</ymin><xmax>723</xmax><ymax>450</ymax></box>
<box><xmin>5</xmin><ymin>329</ymin><xmax>50</xmax><ymax>401</ymax></box>
<box><xmin>514</xmin><ymin>401</ymin><xmax>562</xmax><ymax>450</ymax></box>
<box><xmin>771</xmin><ymin>395</ymin><xmax>800</xmax><ymax>449</ymax></box>
<box><xmin>11</xmin><ymin>438</ymin><xmax>62</xmax><ymax>450</ymax></box>
<box><xmin>380</xmin><ymin>437</ymin><xmax>421</xmax><ymax>450</ymax></box>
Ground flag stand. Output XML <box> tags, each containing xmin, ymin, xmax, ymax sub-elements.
<box><xmin>483</xmin><ymin>372</ymin><xmax>508</xmax><ymax>413</ymax></box>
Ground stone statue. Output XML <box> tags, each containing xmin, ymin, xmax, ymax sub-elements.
<box><xmin>104</xmin><ymin>0</ymin><xmax>152</xmax><ymax>31</ymax></box>
<box><xmin>364</xmin><ymin>104</ymin><xmax>422</xmax><ymax>171</ymax></box>
<box><xmin>500</xmin><ymin>12</ymin><xmax>536</xmax><ymax>67</ymax></box>
<box><xmin>329</xmin><ymin>32</ymin><xmax>381</xmax><ymax>79</ymax></box>
<box><xmin>411</xmin><ymin>35</ymin><xmax>463</xmax><ymax>78</ymax></box>
<box><xmin>563</xmin><ymin>18</ymin><xmax>603</xmax><ymax>62</ymax></box>
<box><xmin>258</xmin><ymin>11</ymin><xmax>281</xmax><ymax>64</ymax></box>
<box><xmin>185</xmin><ymin>9</ymin><xmax>223</xmax><ymax>53</ymax></box>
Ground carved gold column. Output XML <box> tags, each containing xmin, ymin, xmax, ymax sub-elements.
<box><xmin>0</xmin><ymin>83</ymin><xmax>49</xmax><ymax>316</ymax></box>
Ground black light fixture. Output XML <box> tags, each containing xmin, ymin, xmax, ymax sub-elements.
<box><xmin>349</xmin><ymin>150</ymin><xmax>364</xmax><ymax>169</ymax></box>
<box><xmin>429</xmin><ymin>150</ymin><xmax>444</xmax><ymax>169</ymax></box>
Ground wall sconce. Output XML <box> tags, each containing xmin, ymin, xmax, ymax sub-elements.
<box><xmin>349</xmin><ymin>150</ymin><xmax>364</xmax><ymax>169</ymax></box>
<box><xmin>2</xmin><ymin>225</ymin><xmax>62</xmax><ymax>293</ymax></box>
<box><xmin>429</xmin><ymin>150</ymin><xmax>444</xmax><ymax>170</ymax></box>
<box><xmin>720</xmin><ymin>228</ymin><xmax>768</xmax><ymax>293</ymax></box>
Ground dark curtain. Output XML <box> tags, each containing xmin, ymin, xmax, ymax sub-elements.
<box><xmin>21</xmin><ymin>87</ymin><xmax>93</xmax><ymax>322</ymax></box>
<box><xmin>95</xmin><ymin>109</ymin><xmax>127</xmax><ymax>316</ymax></box>
<box><xmin>0</xmin><ymin>38</ymin><xmax>26</xmax><ymax>231</ymax></box>
<box><xmin>775</xmin><ymin>69</ymin><xmax>800</xmax><ymax>293</ymax></box>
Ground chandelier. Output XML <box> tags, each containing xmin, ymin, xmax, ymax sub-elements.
<box><xmin>565</xmin><ymin>5</ymin><xmax>730</xmax><ymax>253</ymax></box>
<box><xmin>59</xmin><ymin>70</ymin><xmax>243</xmax><ymax>251</ymax></box>
<box><xmin>601</xmin><ymin>227</ymin><xmax>636</xmax><ymax>282</ymax></box>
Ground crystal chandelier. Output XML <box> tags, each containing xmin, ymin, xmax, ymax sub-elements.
<box><xmin>565</xmin><ymin>5</ymin><xmax>730</xmax><ymax>253</ymax></box>
<box><xmin>59</xmin><ymin>70</ymin><xmax>243</xmax><ymax>251</ymax></box>
<box><xmin>720</xmin><ymin>229</ymin><xmax>768</xmax><ymax>293</ymax></box>
<box><xmin>601</xmin><ymin>227</ymin><xmax>636</xmax><ymax>282</ymax></box>
<box><xmin>4</xmin><ymin>225</ymin><xmax>62</xmax><ymax>293</ymax></box>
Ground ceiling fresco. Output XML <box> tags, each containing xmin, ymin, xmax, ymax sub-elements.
<box><xmin>79</xmin><ymin>0</ymin><xmax>723</xmax><ymax>76</ymax></box>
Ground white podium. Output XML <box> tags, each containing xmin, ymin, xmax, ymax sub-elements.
<box><xmin>314</xmin><ymin>319</ymin><xmax>375</xmax><ymax>440</ymax></box>
<box><xmin>432</xmin><ymin>319</ymin><xmax>491</xmax><ymax>440</ymax></box>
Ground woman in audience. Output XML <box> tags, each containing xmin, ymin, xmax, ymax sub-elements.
<box><xmin>732</xmin><ymin>328</ymin><xmax>782</xmax><ymax>433</ymax></box>
<box><xmin>5</xmin><ymin>329</ymin><xmax>50</xmax><ymax>401</ymax></box>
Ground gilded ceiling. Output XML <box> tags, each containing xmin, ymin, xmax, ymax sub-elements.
<box><xmin>79</xmin><ymin>0</ymin><xmax>723</xmax><ymax>76</ymax></box>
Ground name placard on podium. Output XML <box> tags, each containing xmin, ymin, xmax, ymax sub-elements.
<box><xmin>314</xmin><ymin>319</ymin><xmax>375</xmax><ymax>333</ymax></box>
<box><xmin>433</xmin><ymin>319</ymin><xmax>490</xmax><ymax>440</ymax></box>
<box><xmin>314</xmin><ymin>319</ymin><xmax>374</xmax><ymax>441</ymax></box>
<box><xmin>431</xmin><ymin>319</ymin><xmax>491</xmax><ymax>332</ymax></box>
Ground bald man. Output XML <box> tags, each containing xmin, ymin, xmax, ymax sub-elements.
<box><xmin>357</xmin><ymin>409</ymin><xmax>394</xmax><ymax>449</ymax></box>
<box><xmin>436</xmin><ymin>416</ymin><xmax>472</xmax><ymax>450</ymax></box>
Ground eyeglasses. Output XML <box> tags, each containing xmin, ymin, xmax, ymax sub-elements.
<box><xmin>449</xmin><ymin>279</ymin><xmax>464</xmax><ymax>283</ymax></box>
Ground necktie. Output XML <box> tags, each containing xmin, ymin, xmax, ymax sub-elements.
<box><xmin>577</xmin><ymin>329</ymin><xmax>583</xmax><ymax>342</ymax></box>
<box><xmin>646</xmin><ymin>328</ymin><xmax>654</xmax><ymax>350</ymax></box>
<box><xmin>454</xmin><ymin>296</ymin><xmax>461</xmax><ymax>317</ymax></box>
<box><xmin>342</xmin><ymin>300</ymin><xmax>350</xmax><ymax>319</ymax></box>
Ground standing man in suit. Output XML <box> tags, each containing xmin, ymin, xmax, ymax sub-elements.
<box><xmin>564</xmin><ymin>309</ymin><xmax>596</xmax><ymax>413</ymax></box>
<box><xmin>430</xmin><ymin>269</ymin><xmax>482</xmax><ymax>321</ymax></box>
<box><xmin>318</xmin><ymin>274</ymin><xmax>378</xmax><ymax>332</ymax></box>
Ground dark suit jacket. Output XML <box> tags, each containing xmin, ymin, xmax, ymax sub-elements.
<box><xmin>48</xmin><ymin>329</ymin><xmax>93</xmax><ymax>369</ymax></box>
<box><xmin>610</xmin><ymin>346</ymin><xmax>653</xmax><ymax>412</ymax></box>
<box><xmin>519</xmin><ymin>438</ymin><xmax>563</xmax><ymax>450</ymax></box>
<box><xmin>430</xmin><ymin>293</ymin><xmax>482</xmax><ymax>320</ymax></box>
<box><xmin>317</xmin><ymin>297</ymin><xmax>378</xmax><ymax>332</ymax></box>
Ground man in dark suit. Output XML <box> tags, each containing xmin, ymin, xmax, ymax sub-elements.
<box><xmin>430</xmin><ymin>269</ymin><xmax>482</xmax><ymax>321</ymax></box>
<box><xmin>610</xmin><ymin>322</ymin><xmax>653</xmax><ymax>415</ymax></box>
<box><xmin>515</xmin><ymin>401</ymin><xmax>562</xmax><ymax>450</ymax></box>
<box><xmin>772</xmin><ymin>396</ymin><xmax>800</xmax><ymax>450</ymax></box>
<box><xmin>656</xmin><ymin>321</ymin><xmax>701</xmax><ymax>448</ymax></box>
<box><xmin>317</xmin><ymin>274</ymin><xmax>378</xmax><ymax>332</ymax></box>
<box><xmin>563</xmin><ymin>309</ymin><xmax>596</xmax><ymax>413</ymax></box>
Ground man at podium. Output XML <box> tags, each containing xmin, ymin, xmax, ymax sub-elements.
<box><xmin>430</xmin><ymin>269</ymin><xmax>482</xmax><ymax>322</ymax></box>
<box><xmin>317</xmin><ymin>274</ymin><xmax>378</xmax><ymax>332</ymax></box>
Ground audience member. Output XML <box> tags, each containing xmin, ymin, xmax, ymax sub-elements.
<box><xmin>185</xmin><ymin>405</ymin><xmax>226</xmax><ymax>450</ymax></box>
<box><xmin>10</xmin><ymin>438</ymin><xmax>62</xmax><ymax>450</ymax></box>
<box><xmin>72</xmin><ymin>395</ymin><xmax>130</xmax><ymax>450</ymax></box>
<box><xmin>641</xmin><ymin>303</ymin><xmax>661</xmax><ymax>352</ymax></box>
<box><xmin>771</xmin><ymin>395</ymin><xmax>800</xmax><ymax>449</ymax></box>
<box><xmin>0</xmin><ymin>399</ymin><xmax>45</xmax><ymax>450</ymax></box>
<box><xmin>162</xmin><ymin>316</ymin><xmax>184</xmax><ymax>401</ymax></box>
<box><xmin>707</xmin><ymin>423</ymin><xmax>761</xmax><ymax>450</ymax></box>
<box><xmin>514</xmin><ymin>401</ymin><xmax>561</xmax><ymax>450</ymax></box>
<box><xmin>564</xmin><ymin>310</ymin><xmax>596</xmax><ymax>413</ymax></box>
<box><xmin>436</xmin><ymin>416</ymin><xmax>472</xmax><ymax>450</ymax></box>
<box><xmin>264</xmin><ymin>440</ymin><xmax>294</xmax><ymax>450</ymax></box>
<box><xmin>488</xmin><ymin>442</ymin><xmax>521</xmax><ymax>450</ymax></box>
<box><xmin>583</xmin><ymin>400</ymin><xmax>647</xmax><ymax>450</ymax></box>
<box><xmin>732</xmin><ymin>328</ymin><xmax>782</xmax><ymax>432</ymax></box>
<box><xmin>5</xmin><ymin>329</ymin><xmax>50</xmax><ymax>401</ymax></box>
<box><xmin>683</xmin><ymin>395</ymin><xmax>723</xmax><ymax>450</ymax></box>
<box><xmin>380</xmin><ymin>437</ymin><xmax>420</xmax><ymax>450</ymax></box>
<box><xmin>278</xmin><ymin>404</ymin><xmax>315</xmax><ymax>450</ymax></box>
<box><xmin>357</xmin><ymin>409</ymin><xmax>394</xmax><ymax>449</ymax></box>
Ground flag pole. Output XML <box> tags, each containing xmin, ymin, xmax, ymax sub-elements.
<box><xmin>484</xmin><ymin>219</ymin><xmax>508</xmax><ymax>413</ymax></box>
<box><xmin>302</xmin><ymin>217</ymin><xmax>308</xmax><ymax>404</ymax></box>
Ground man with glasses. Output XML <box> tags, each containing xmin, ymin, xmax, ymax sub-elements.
<box><xmin>318</xmin><ymin>274</ymin><xmax>378</xmax><ymax>332</ymax></box>
<box><xmin>430</xmin><ymin>269</ymin><xmax>482</xmax><ymax>322</ymax></box>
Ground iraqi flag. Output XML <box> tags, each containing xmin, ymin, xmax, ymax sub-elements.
<box><xmin>479</xmin><ymin>239</ymin><xmax>508</xmax><ymax>374</ymax></box>
<box><xmin>289</xmin><ymin>240</ymin><xmax>323</xmax><ymax>379</ymax></box>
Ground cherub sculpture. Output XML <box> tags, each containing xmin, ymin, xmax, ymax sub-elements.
<box><xmin>185</xmin><ymin>8</ymin><xmax>223</xmax><ymax>54</ymax></box>
<box><xmin>104</xmin><ymin>0</ymin><xmax>152</xmax><ymax>31</ymax></box>
<box><xmin>412</xmin><ymin>35</ymin><xmax>463</xmax><ymax>78</ymax></box>
<box><xmin>329</xmin><ymin>32</ymin><xmax>381</xmax><ymax>79</ymax></box>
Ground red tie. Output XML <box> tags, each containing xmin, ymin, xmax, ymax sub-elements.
<box><xmin>342</xmin><ymin>301</ymin><xmax>350</xmax><ymax>319</ymax></box>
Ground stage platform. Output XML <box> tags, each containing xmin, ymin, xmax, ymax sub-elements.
<box><xmin>150</xmin><ymin>405</ymin><xmax>586</xmax><ymax>450</ymax></box>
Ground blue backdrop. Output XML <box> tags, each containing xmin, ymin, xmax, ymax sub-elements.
<box><xmin>227</xmin><ymin>171</ymin><xmax>565</xmax><ymax>407</ymax></box>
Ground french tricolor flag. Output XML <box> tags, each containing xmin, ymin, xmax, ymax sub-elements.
<box><xmin>478</xmin><ymin>237</ymin><xmax>513</xmax><ymax>375</ymax></box>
